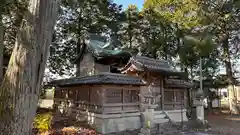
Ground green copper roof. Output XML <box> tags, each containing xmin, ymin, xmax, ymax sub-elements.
<box><xmin>86</xmin><ymin>34</ymin><xmax>131</xmax><ymax>60</ymax></box>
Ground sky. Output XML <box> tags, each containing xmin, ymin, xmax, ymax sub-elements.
<box><xmin>113</xmin><ymin>0</ymin><xmax>144</xmax><ymax>9</ymax></box>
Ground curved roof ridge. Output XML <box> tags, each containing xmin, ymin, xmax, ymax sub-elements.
<box><xmin>133</xmin><ymin>55</ymin><xmax>169</xmax><ymax>64</ymax></box>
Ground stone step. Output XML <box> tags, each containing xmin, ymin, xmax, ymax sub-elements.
<box><xmin>154</xmin><ymin>111</ymin><xmax>169</xmax><ymax>125</ymax></box>
<box><xmin>155</xmin><ymin>118</ymin><xmax>169</xmax><ymax>124</ymax></box>
<box><xmin>158</xmin><ymin>125</ymin><xmax>180</xmax><ymax>133</ymax></box>
<box><xmin>154</xmin><ymin>111</ymin><xmax>164</xmax><ymax>115</ymax></box>
<box><xmin>140</xmin><ymin>128</ymin><xmax>151</xmax><ymax>135</ymax></box>
<box><xmin>154</xmin><ymin>114</ymin><xmax>166</xmax><ymax>119</ymax></box>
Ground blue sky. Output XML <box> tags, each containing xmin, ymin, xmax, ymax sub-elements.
<box><xmin>113</xmin><ymin>0</ymin><xmax>144</xmax><ymax>9</ymax></box>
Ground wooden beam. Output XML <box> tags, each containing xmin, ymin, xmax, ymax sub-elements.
<box><xmin>102</xmin><ymin>85</ymin><xmax>140</xmax><ymax>90</ymax></box>
<box><xmin>173</xmin><ymin>88</ymin><xmax>176</xmax><ymax>109</ymax></box>
<box><xmin>102</xmin><ymin>103</ymin><xmax>139</xmax><ymax>107</ymax></box>
<box><xmin>88</xmin><ymin>87</ymin><xmax>91</xmax><ymax>110</ymax></box>
<box><xmin>101</xmin><ymin>87</ymin><xmax>105</xmax><ymax>105</ymax></box>
<box><xmin>122</xmin><ymin>89</ymin><xmax>124</xmax><ymax>111</ymax></box>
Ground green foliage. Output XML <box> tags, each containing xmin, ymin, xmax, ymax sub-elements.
<box><xmin>2</xmin><ymin>0</ymin><xmax>28</xmax><ymax>55</ymax></box>
<box><xmin>144</xmin><ymin>0</ymin><xmax>202</xmax><ymax>29</ymax></box>
<box><xmin>33</xmin><ymin>112</ymin><xmax>52</xmax><ymax>132</ymax></box>
<box><xmin>45</xmin><ymin>0</ymin><xmax>239</xmax><ymax>89</ymax></box>
<box><xmin>234</xmin><ymin>0</ymin><xmax>240</xmax><ymax>8</ymax></box>
<box><xmin>143</xmin><ymin>0</ymin><xmax>225</xmax><ymax>80</ymax></box>
<box><xmin>48</xmin><ymin>0</ymin><xmax>124</xmax><ymax>76</ymax></box>
<box><xmin>118</xmin><ymin>4</ymin><xmax>141</xmax><ymax>49</ymax></box>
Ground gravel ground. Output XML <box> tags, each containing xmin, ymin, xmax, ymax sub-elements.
<box><xmin>207</xmin><ymin>114</ymin><xmax>240</xmax><ymax>135</ymax></box>
<box><xmin>35</xmin><ymin>112</ymin><xmax>240</xmax><ymax>135</ymax></box>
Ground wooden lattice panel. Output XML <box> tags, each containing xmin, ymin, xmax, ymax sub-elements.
<box><xmin>164</xmin><ymin>90</ymin><xmax>174</xmax><ymax>102</ymax></box>
<box><xmin>123</xmin><ymin>90</ymin><xmax>139</xmax><ymax>103</ymax></box>
<box><xmin>61</xmin><ymin>89</ymin><xmax>68</xmax><ymax>99</ymax></box>
<box><xmin>105</xmin><ymin>89</ymin><xmax>122</xmax><ymax>103</ymax></box>
<box><xmin>68</xmin><ymin>89</ymin><xmax>76</xmax><ymax>100</ymax></box>
<box><xmin>54</xmin><ymin>89</ymin><xmax>62</xmax><ymax>99</ymax></box>
<box><xmin>123</xmin><ymin>105</ymin><xmax>139</xmax><ymax>112</ymax></box>
<box><xmin>90</xmin><ymin>88</ymin><xmax>102</xmax><ymax>104</ymax></box>
<box><xmin>74</xmin><ymin>91</ymin><xmax>78</xmax><ymax>101</ymax></box>
<box><xmin>123</xmin><ymin>90</ymin><xmax>131</xmax><ymax>103</ymax></box>
<box><xmin>164</xmin><ymin>88</ymin><xmax>186</xmax><ymax>110</ymax></box>
<box><xmin>176</xmin><ymin>90</ymin><xmax>184</xmax><ymax>102</ymax></box>
<box><xmin>77</xmin><ymin>87</ymin><xmax>89</xmax><ymax>102</ymax></box>
<box><xmin>104</xmin><ymin>106</ymin><xmax>122</xmax><ymax>113</ymax></box>
<box><xmin>164</xmin><ymin>103</ymin><xmax>174</xmax><ymax>110</ymax></box>
<box><xmin>174</xmin><ymin>103</ymin><xmax>184</xmax><ymax>109</ymax></box>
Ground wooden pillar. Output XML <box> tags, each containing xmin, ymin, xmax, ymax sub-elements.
<box><xmin>88</xmin><ymin>87</ymin><xmax>91</xmax><ymax>111</ymax></box>
<box><xmin>101</xmin><ymin>88</ymin><xmax>105</xmax><ymax>105</ymax></box>
<box><xmin>184</xmin><ymin>90</ymin><xmax>187</xmax><ymax>108</ymax></box>
<box><xmin>161</xmin><ymin>78</ymin><xmax>164</xmax><ymax>110</ymax></box>
<box><xmin>102</xmin><ymin>87</ymin><xmax>106</xmax><ymax>114</ymax></box>
<box><xmin>218</xmin><ymin>88</ymin><xmax>221</xmax><ymax>111</ymax></box>
<box><xmin>53</xmin><ymin>87</ymin><xmax>60</xmax><ymax>111</ymax></box>
<box><xmin>121</xmin><ymin>89</ymin><xmax>124</xmax><ymax>111</ymax></box>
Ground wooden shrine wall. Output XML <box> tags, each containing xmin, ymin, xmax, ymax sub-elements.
<box><xmin>140</xmin><ymin>77</ymin><xmax>189</xmax><ymax>111</ymax></box>
<box><xmin>164</xmin><ymin>88</ymin><xmax>187</xmax><ymax>110</ymax></box>
<box><xmin>54</xmin><ymin>85</ymin><xmax>104</xmax><ymax>114</ymax></box>
<box><xmin>103</xmin><ymin>86</ymin><xmax>139</xmax><ymax>113</ymax></box>
<box><xmin>53</xmin><ymin>85</ymin><xmax>140</xmax><ymax>114</ymax></box>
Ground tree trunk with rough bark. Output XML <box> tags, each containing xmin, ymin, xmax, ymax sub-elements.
<box><xmin>0</xmin><ymin>0</ymin><xmax>59</xmax><ymax>134</ymax></box>
<box><xmin>0</xmin><ymin>0</ymin><xmax>5</xmax><ymax>84</ymax></box>
<box><xmin>0</xmin><ymin>16</ymin><xmax>3</xmax><ymax>84</ymax></box>
<box><xmin>222</xmin><ymin>34</ymin><xmax>239</xmax><ymax>114</ymax></box>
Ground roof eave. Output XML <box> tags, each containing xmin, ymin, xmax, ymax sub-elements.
<box><xmin>54</xmin><ymin>82</ymin><xmax>146</xmax><ymax>87</ymax></box>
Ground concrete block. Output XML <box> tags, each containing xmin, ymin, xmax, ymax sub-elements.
<box><xmin>94</xmin><ymin>116</ymin><xmax>141</xmax><ymax>134</ymax></box>
<box><xmin>165</xmin><ymin>110</ymin><xmax>188</xmax><ymax>122</ymax></box>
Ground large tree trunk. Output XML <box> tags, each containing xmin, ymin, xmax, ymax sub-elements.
<box><xmin>0</xmin><ymin>16</ymin><xmax>3</xmax><ymax>84</ymax></box>
<box><xmin>0</xmin><ymin>0</ymin><xmax>5</xmax><ymax>84</ymax></box>
<box><xmin>222</xmin><ymin>34</ymin><xmax>239</xmax><ymax>114</ymax></box>
<box><xmin>0</xmin><ymin>0</ymin><xmax>59</xmax><ymax>134</ymax></box>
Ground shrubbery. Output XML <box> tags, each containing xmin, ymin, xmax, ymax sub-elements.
<box><xmin>33</xmin><ymin>112</ymin><xmax>52</xmax><ymax>133</ymax></box>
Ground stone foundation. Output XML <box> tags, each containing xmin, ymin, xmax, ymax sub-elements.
<box><xmin>76</xmin><ymin>111</ymin><xmax>141</xmax><ymax>134</ymax></box>
<box><xmin>57</xmin><ymin>108</ymin><xmax>188</xmax><ymax>134</ymax></box>
<box><xmin>165</xmin><ymin>109</ymin><xmax>188</xmax><ymax>122</ymax></box>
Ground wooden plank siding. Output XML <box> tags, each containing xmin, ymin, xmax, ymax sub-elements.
<box><xmin>102</xmin><ymin>85</ymin><xmax>140</xmax><ymax>114</ymax></box>
<box><xmin>163</xmin><ymin>88</ymin><xmax>187</xmax><ymax>110</ymax></box>
<box><xmin>53</xmin><ymin>85</ymin><xmax>140</xmax><ymax>115</ymax></box>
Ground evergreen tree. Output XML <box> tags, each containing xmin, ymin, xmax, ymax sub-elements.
<box><xmin>48</xmin><ymin>0</ymin><xmax>124</xmax><ymax>76</ymax></box>
<box><xmin>200</xmin><ymin>0</ymin><xmax>240</xmax><ymax>113</ymax></box>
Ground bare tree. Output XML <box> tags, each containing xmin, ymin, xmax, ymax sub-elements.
<box><xmin>0</xmin><ymin>0</ymin><xmax>59</xmax><ymax>134</ymax></box>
